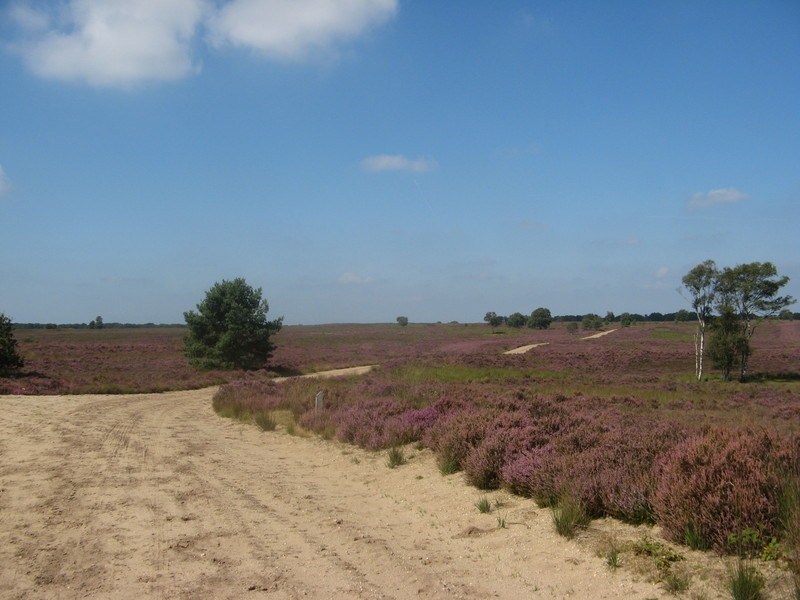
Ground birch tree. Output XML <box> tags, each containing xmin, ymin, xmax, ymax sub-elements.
<box><xmin>681</xmin><ymin>260</ymin><xmax>718</xmax><ymax>381</ymax></box>
<box><xmin>715</xmin><ymin>262</ymin><xmax>794</xmax><ymax>381</ymax></box>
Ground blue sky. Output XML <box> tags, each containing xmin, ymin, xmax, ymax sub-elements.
<box><xmin>1</xmin><ymin>1</ymin><xmax>798</xmax><ymax>324</ymax></box>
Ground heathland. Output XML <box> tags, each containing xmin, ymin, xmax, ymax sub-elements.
<box><xmin>1</xmin><ymin>320</ymin><xmax>799</xmax><ymax>598</ymax></box>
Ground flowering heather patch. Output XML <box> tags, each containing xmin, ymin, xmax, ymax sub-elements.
<box><xmin>1</xmin><ymin>328</ymin><xmax>242</xmax><ymax>395</ymax></box>
<box><xmin>653</xmin><ymin>428</ymin><xmax>799</xmax><ymax>553</ymax></box>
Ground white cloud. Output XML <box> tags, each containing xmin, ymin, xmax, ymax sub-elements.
<box><xmin>655</xmin><ymin>266</ymin><xmax>670</xmax><ymax>278</ymax></box>
<box><xmin>689</xmin><ymin>187</ymin><xmax>748</xmax><ymax>208</ymax></box>
<box><xmin>338</xmin><ymin>272</ymin><xmax>373</xmax><ymax>285</ymax></box>
<box><xmin>361</xmin><ymin>154</ymin><xmax>435</xmax><ymax>173</ymax></box>
<box><xmin>6</xmin><ymin>0</ymin><xmax>398</xmax><ymax>87</ymax></box>
<box><xmin>207</xmin><ymin>0</ymin><xmax>397</xmax><ymax>60</ymax></box>
<box><xmin>9</xmin><ymin>0</ymin><xmax>206</xmax><ymax>87</ymax></box>
<box><xmin>0</xmin><ymin>165</ymin><xmax>11</xmax><ymax>197</ymax></box>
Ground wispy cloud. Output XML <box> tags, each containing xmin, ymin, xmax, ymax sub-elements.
<box><xmin>689</xmin><ymin>187</ymin><xmax>748</xmax><ymax>208</ymax></box>
<box><xmin>5</xmin><ymin>0</ymin><xmax>397</xmax><ymax>88</ymax></box>
<box><xmin>207</xmin><ymin>0</ymin><xmax>397</xmax><ymax>60</ymax></box>
<box><xmin>360</xmin><ymin>154</ymin><xmax>435</xmax><ymax>173</ymax></box>
<box><xmin>338</xmin><ymin>272</ymin><xmax>374</xmax><ymax>285</ymax></box>
<box><xmin>0</xmin><ymin>165</ymin><xmax>11</xmax><ymax>197</ymax></box>
<box><xmin>655</xmin><ymin>266</ymin><xmax>669</xmax><ymax>278</ymax></box>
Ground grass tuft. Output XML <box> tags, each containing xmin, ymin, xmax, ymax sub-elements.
<box><xmin>551</xmin><ymin>495</ymin><xmax>590</xmax><ymax>539</ymax></box>
<box><xmin>386</xmin><ymin>446</ymin><xmax>407</xmax><ymax>468</ymax></box>
<box><xmin>727</xmin><ymin>560</ymin><xmax>764</xmax><ymax>600</ymax></box>
<box><xmin>496</xmin><ymin>513</ymin><xmax>507</xmax><ymax>529</ymax></box>
<box><xmin>253</xmin><ymin>410</ymin><xmax>277</xmax><ymax>431</ymax></box>
<box><xmin>475</xmin><ymin>496</ymin><xmax>492</xmax><ymax>514</ymax></box>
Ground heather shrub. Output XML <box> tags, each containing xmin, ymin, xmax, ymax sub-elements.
<box><xmin>653</xmin><ymin>428</ymin><xmax>795</xmax><ymax>552</ymax></box>
<box><xmin>374</xmin><ymin>406</ymin><xmax>440</xmax><ymax>449</ymax></box>
<box><xmin>423</xmin><ymin>407</ymin><xmax>491</xmax><ymax>475</ymax></box>
<box><xmin>464</xmin><ymin>410</ymin><xmax>562</xmax><ymax>490</ymax></box>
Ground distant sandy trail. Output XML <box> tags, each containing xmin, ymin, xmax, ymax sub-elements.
<box><xmin>0</xmin><ymin>384</ymin><xmax>674</xmax><ymax>599</ymax></box>
<box><xmin>503</xmin><ymin>343</ymin><xmax>550</xmax><ymax>355</ymax></box>
<box><xmin>580</xmin><ymin>328</ymin><xmax>618</xmax><ymax>340</ymax></box>
<box><xmin>272</xmin><ymin>364</ymin><xmax>378</xmax><ymax>383</ymax></box>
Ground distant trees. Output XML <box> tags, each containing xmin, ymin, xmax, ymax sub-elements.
<box><xmin>581</xmin><ymin>313</ymin><xmax>603</xmax><ymax>331</ymax></box>
<box><xmin>0</xmin><ymin>313</ymin><xmax>24</xmax><ymax>374</ymax></box>
<box><xmin>396</xmin><ymin>316</ymin><xmax>409</xmax><ymax>327</ymax></box>
<box><xmin>779</xmin><ymin>309</ymin><xmax>794</xmax><ymax>321</ymax></box>
<box><xmin>528</xmin><ymin>307</ymin><xmax>552</xmax><ymax>330</ymax></box>
<box><xmin>681</xmin><ymin>260</ymin><xmax>794</xmax><ymax>381</ymax></box>
<box><xmin>506</xmin><ymin>312</ymin><xmax>527</xmax><ymax>329</ymax></box>
<box><xmin>184</xmin><ymin>278</ymin><xmax>283</xmax><ymax>370</ymax></box>
<box><xmin>88</xmin><ymin>315</ymin><xmax>104</xmax><ymax>329</ymax></box>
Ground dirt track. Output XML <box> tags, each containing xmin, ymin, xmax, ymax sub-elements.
<box><xmin>0</xmin><ymin>386</ymin><xmax>676</xmax><ymax>599</ymax></box>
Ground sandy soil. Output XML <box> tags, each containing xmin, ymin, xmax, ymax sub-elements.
<box><xmin>503</xmin><ymin>343</ymin><xmax>550</xmax><ymax>355</ymax></box>
<box><xmin>580</xmin><ymin>329</ymin><xmax>618</xmax><ymax>340</ymax></box>
<box><xmin>1</xmin><ymin>385</ymin><xmax>729</xmax><ymax>599</ymax></box>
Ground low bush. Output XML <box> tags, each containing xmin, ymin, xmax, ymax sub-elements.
<box><xmin>653</xmin><ymin>428</ymin><xmax>796</xmax><ymax>553</ymax></box>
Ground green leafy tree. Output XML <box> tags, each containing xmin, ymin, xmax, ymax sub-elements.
<box><xmin>581</xmin><ymin>313</ymin><xmax>603</xmax><ymax>330</ymax></box>
<box><xmin>528</xmin><ymin>307</ymin><xmax>552</xmax><ymax>330</ymax></box>
<box><xmin>184</xmin><ymin>278</ymin><xmax>283</xmax><ymax>370</ymax></box>
<box><xmin>0</xmin><ymin>313</ymin><xmax>24</xmax><ymax>373</ymax></box>
<box><xmin>779</xmin><ymin>309</ymin><xmax>794</xmax><ymax>321</ymax></box>
<box><xmin>604</xmin><ymin>311</ymin><xmax>615</xmax><ymax>324</ymax></box>
<box><xmin>681</xmin><ymin>260</ymin><xmax>718</xmax><ymax>381</ymax></box>
<box><xmin>715</xmin><ymin>262</ymin><xmax>794</xmax><ymax>380</ymax></box>
<box><xmin>674</xmin><ymin>309</ymin><xmax>692</xmax><ymax>322</ymax></box>
<box><xmin>619</xmin><ymin>312</ymin><xmax>633</xmax><ymax>327</ymax></box>
<box><xmin>506</xmin><ymin>312</ymin><xmax>527</xmax><ymax>329</ymax></box>
<box><xmin>484</xmin><ymin>311</ymin><xmax>503</xmax><ymax>332</ymax></box>
<box><xmin>708</xmin><ymin>304</ymin><xmax>747</xmax><ymax>381</ymax></box>
<box><xmin>396</xmin><ymin>316</ymin><xmax>409</xmax><ymax>327</ymax></box>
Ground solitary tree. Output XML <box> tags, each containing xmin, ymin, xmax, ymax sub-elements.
<box><xmin>184</xmin><ymin>278</ymin><xmax>283</xmax><ymax>370</ymax></box>
<box><xmin>484</xmin><ymin>311</ymin><xmax>503</xmax><ymax>332</ymax></box>
<box><xmin>528</xmin><ymin>307</ymin><xmax>553</xmax><ymax>330</ymax></box>
<box><xmin>0</xmin><ymin>313</ymin><xmax>24</xmax><ymax>374</ymax></box>
<box><xmin>779</xmin><ymin>309</ymin><xmax>794</xmax><ymax>321</ymax></box>
<box><xmin>396</xmin><ymin>316</ymin><xmax>409</xmax><ymax>327</ymax></box>
<box><xmin>681</xmin><ymin>259</ymin><xmax>718</xmax><ymax>381</ymax></box>
<box><xmin>715</xmin><ymin>262</ymin><xmax>794</xmax><ymax>380</ymax></box>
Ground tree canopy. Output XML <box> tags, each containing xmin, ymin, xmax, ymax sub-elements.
<box><xmin>528</xmin><ymin>307</ymin><xmax>553</xmax><ymax>330</ymax></box>
<box><xmin>0</xmin><ymin>313</ymin><xmax>24</xmax><ymax>374</ymax></box>
<box><xmin>184</xmin><ymin>278</ymin><xmax>283</xmax><ymax>370</ymax></box>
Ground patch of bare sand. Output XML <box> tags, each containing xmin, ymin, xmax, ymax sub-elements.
<box><xmin>1</xmin><ymin>386</ymin><xmax>774</xmax><ymax>599</ymax></box>
<box><xmin>272</xmin><ymin>364</ymin><xmax>378</xmax><ymax>383</ymax></box>
<box><xmin>580</xmin><ymin>329</ymin><xmax>618</xmax><ymax>340</ymax></box>
<box><xmin>503</xmin><ymin>343</ymin><xmax>550</xmax><ymax>355</ymax></box>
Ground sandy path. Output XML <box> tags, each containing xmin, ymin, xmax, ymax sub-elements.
<box><xmin>580</xmin><ymin>329</ymin><xmax>618</xmax><ymax>340</ymax></box>
<box><xmin>0</xmin><ymin>387</ymin><xmax>677</xmax><ymax>600</ymax></box>
<box><xmin>272</xmin><ymin>364</ymin><xmax>378</xmax><ymax>383</ymax></box>
<box><xmin>503</xmin><ymin>343</ymin><xmax>550</xmax><ymax>355</ymax></box>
